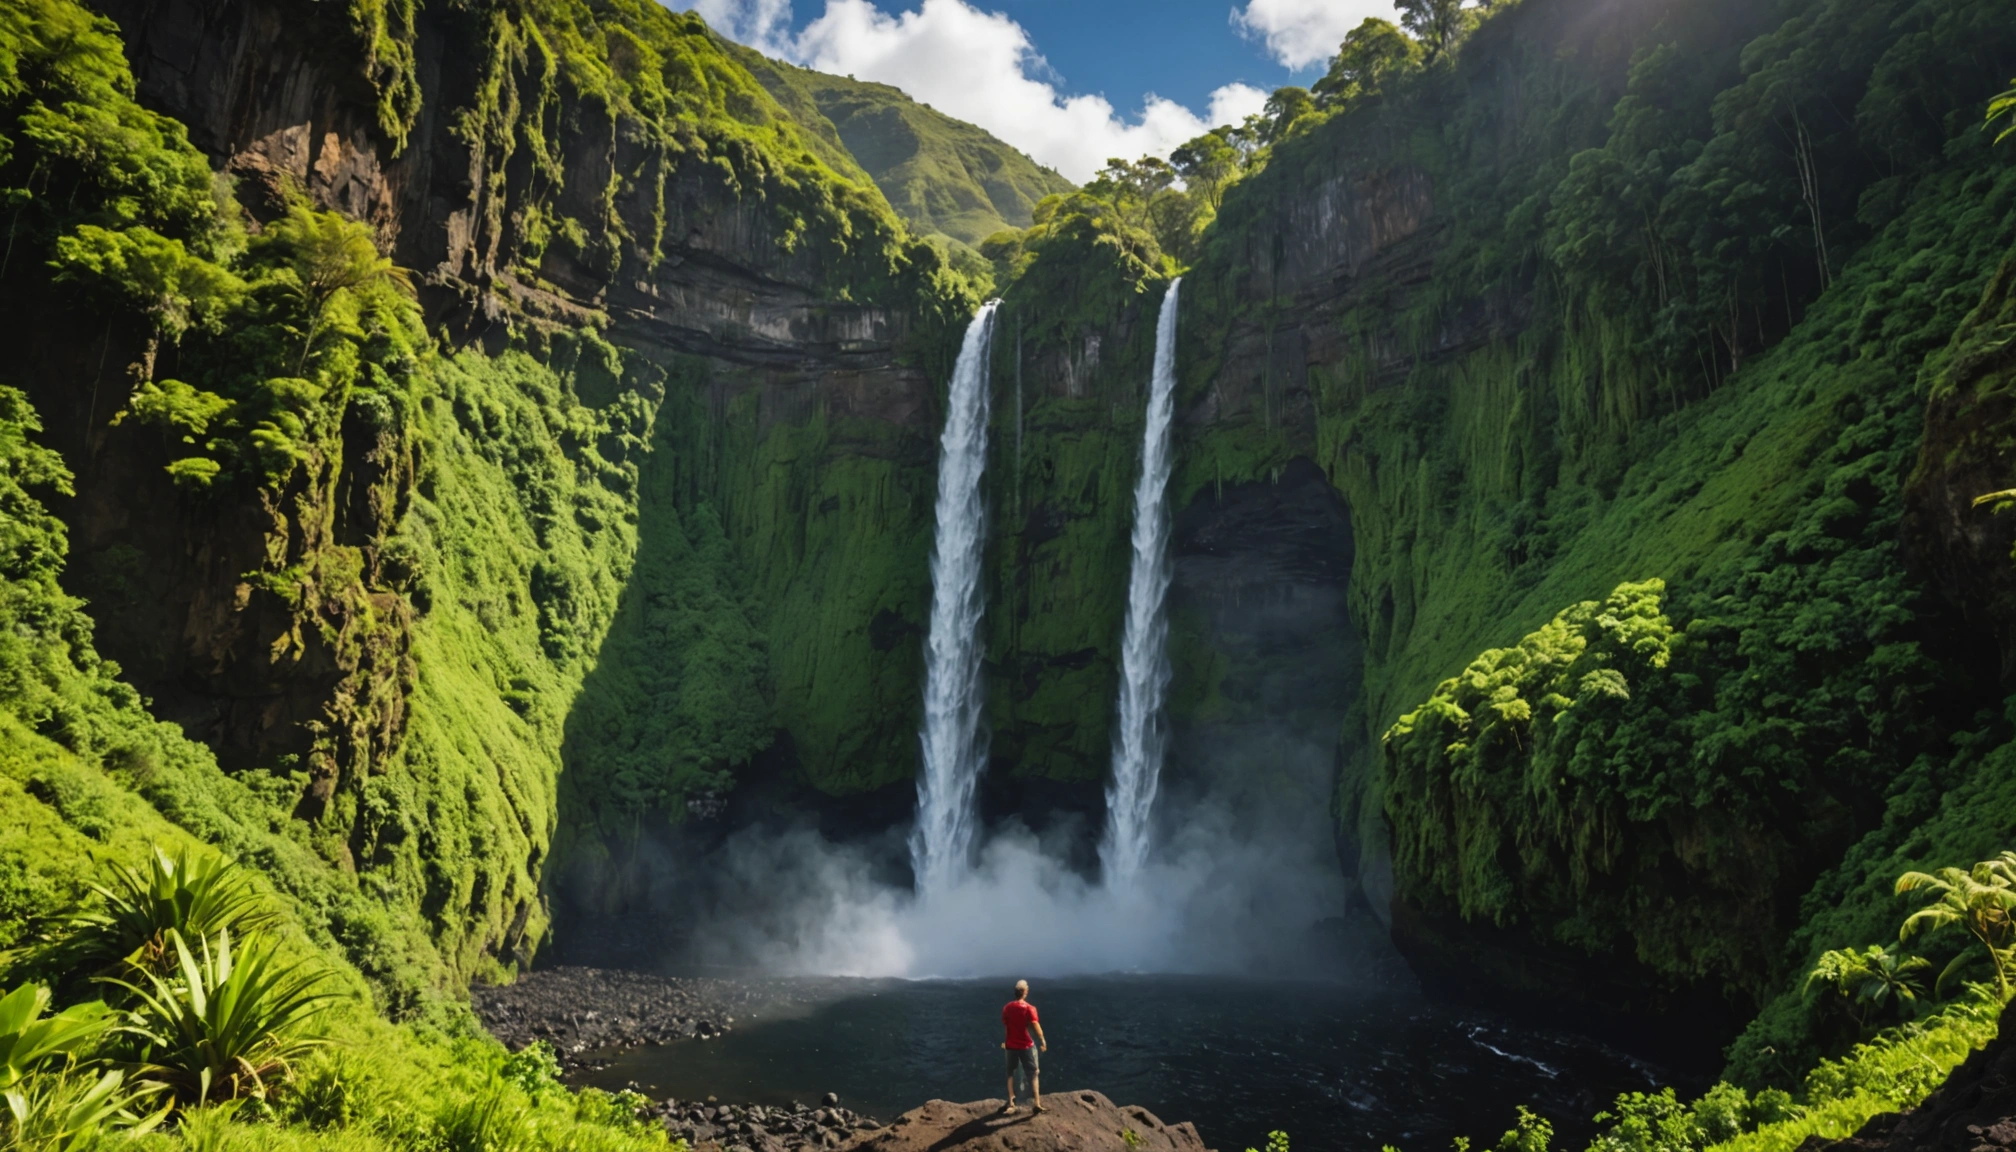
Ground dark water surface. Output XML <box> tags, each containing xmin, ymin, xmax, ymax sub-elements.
<box><xmin>576</xmin><ymin>975</ymin><xmax>1669</xmax><ymax>1152</ymax></box>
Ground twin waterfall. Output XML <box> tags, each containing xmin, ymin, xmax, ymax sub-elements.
<box><xmin>910</xmin><ymin>283</ymin><xmax>1181</xmax><ymax>894</ymax></box>
<box><xmin>1100</xmin><ymin>277</ymin><xmax>1182</xmax><ymax>888</ymax></box>
<box><xmin>911</xmin><ymin>302</ymin><xmax>1001</xmax><ymax>895</ymax></box>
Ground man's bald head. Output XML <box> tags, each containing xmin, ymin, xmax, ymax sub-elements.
<box><xmin>1014</xmin><ymin>979</ymin><xmax>1029</xmax><ymax>999</ymax></box>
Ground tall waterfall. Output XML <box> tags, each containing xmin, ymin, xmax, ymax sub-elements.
<box><xmin>911</xmin><ymin>302</ymin><xmax>1002</xmax><ymax>895</ymax></box>
<box><xmin>1101</xmin><ymin>279</ymin><xmax>1182</xmax><ymax>888</ymax></box>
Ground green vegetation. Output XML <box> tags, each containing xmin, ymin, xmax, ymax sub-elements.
<box><xmin>1</xmin><ymin>851</ymin><xmax>670</xmax><ymax>1150</ymax></box>
<box><xmin>727</xmin><ymin>44</ymin><xmax>1074</xmax><ymax>253</ymax></box>
<box><xmin>4</xmin><ymin>0</ymin><xmax>2016</xmax><ymax>1141</ymax></box>
<box><xmin>1407</xmin><ymin>858</ymin><xmax>2015</xmax><ymax>1152</ymax></box>
<box><xmin>1097</xmin><ymin>0</ymin><xmax>2016</xmax><ymax>1090</ymax></box>
<box><xmin>110</xmin><ymin>928</ymin><xmax>342</xmax><ymax>1106</ymax></box>
<box><xmin>1895</xmin><ymin>854</ymin><xmax>2016</xmax><ymax>996</ymax></box>
<box><xmin>1990</xmin><ymin>80</ymin><xmax>2016</xmax><ymax>143</ymax></box>
<box><xmin>1803</xmin><ymin>946</ymin><xmax>1927</xmax><ymax>1030</ymax></box>
<box><xmin>0</xmin><ymin>286</ymin><xmax>662</xmax><ymax>1143</ymax></box>
<box><xmin>0</xmin><ymin>0</ymin><xmax>994</xmax><ymax>995</ymax></box>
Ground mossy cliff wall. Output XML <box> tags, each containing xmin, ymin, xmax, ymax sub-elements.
<box><xmin>4</xmin><ymin>0</ymin><xmax>974</xmax><ymax>987</ymax></box>
<box><xmin>1202</xmin><ymin>0</ymin><xmax>2016</xmax><ymax>1073</ymax></box>
<box><xmin>982</xmin><ymin>0</ymin><xmax>2016</xmax><ymax>1075</ymax></box>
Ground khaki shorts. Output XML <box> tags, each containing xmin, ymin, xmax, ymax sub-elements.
<box><xmin>1004</xmin><ymin>1046</ymin><xmax>1038</xmax><ymax>1084</ymax></box>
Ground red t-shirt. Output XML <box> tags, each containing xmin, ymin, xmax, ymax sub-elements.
<box><xmin>1002</xmin><ymin>1000</ymin><xmax>1039</xmax><ymax>1049</ymax></box>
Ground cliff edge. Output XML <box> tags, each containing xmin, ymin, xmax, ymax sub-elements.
<box><xmin>836</xmin><ymin>1092</ymin><xmax>1212</xmax><ymax>1152</ymax></box>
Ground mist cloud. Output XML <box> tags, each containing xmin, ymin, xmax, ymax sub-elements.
<box><xmin>658</xmin><ymin>728</ymin><xmax>1359</xmax><ymax>982</ymax></box>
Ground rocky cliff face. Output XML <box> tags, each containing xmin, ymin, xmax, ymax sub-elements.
<box><xmin>1906</xmin><ymin>259</ymin><xmax>2016</xmax><ymax>679</ymax></box>
<box><xmin>35</xmin><ymin>0</ymin><xmax>970</xmax><ymax>974</ymax></box>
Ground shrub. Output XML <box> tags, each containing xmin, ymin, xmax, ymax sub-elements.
<box><xmin>428</xmin><ymin>1079</ymin><xmax>532</xmax><ymax>1152</ymax></box>
<box><xmin>18</xmin><ymin>848</ymin><xmax>280</xmax><ymax>989</ymax></box>
<box><xmin>111</xmin><ymin>930</ymin><xmax>344</xmax><ymax>1106</ymax></box>
<box><xmin>281</xmin><ymin>1051</ymin><xmax>384</xmax><ymax>1132</ymax></box>
<box><xmin>497</xmin><ymin>1041</ymin><xmax>563</xmax><ymax>1100</ymax></box>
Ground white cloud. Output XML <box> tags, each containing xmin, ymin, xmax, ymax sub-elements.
<box><xmin>688</xmin><ymin>0</ymin><xmax>793</xmax><ymax>53</ymax></box>
<box><xmin>688</xmin><ymin>0</ymin><xmax>1271</xmax><ymax>184</ymax></box>
<box><xmin>1231</xmin><ymin>0</ymin><xmax>1401</xmax><ymax>70</ymax></box>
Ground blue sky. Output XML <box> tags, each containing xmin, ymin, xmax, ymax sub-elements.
<box><xmin>686</xmin><ymin>0</ymin><xmax>1399</xmax><ymax>181</ymax></box>
<box><xmin>765</xmin><ymin>0</ymin><xmax>1304</xmax><ymax>112</ymax></box>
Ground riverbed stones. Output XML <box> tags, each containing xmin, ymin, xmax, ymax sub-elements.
<box><xmin>471</xmin><ymin>966</ymin><xmax>769</xmax><ymax>1072</ymax></box>
<box><xmin>653</xmin><ymin>1097</ymin><xmax>883</xmax><ymax>1151</ymax></box>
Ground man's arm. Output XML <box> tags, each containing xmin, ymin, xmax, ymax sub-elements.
<box><xmin>1032</xmin><ymin>1021</ymin><xmax>1047</xmax><ymax>1051</ymax></box>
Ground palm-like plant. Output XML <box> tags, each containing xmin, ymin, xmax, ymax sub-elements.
<box><xmin>1805</xmin><ymin>945</ymin><xmax>1930</xmax><ymax>1027</ymax></box>
<box><xmin>1991</xmin><ymin>80</ymin><xmax>2015</xmax><ymax>144</ymax></box>
<box><xmin>1896</xmin><ymin>852</ymin><xmax>2016</xmax><ymax>998</ymax></box>
<box><xmin>26</xmin><ymin>847</ymin><xmax>280</xmax><ymax>982</ymax></box>
<box><xmin>109</xmin><ymin>929</ymin><xmax>344</xmax><ymax>1106</ymax></box>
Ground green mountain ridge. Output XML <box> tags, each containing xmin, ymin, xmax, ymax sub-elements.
<box><xmin>724</xmin><ymin>42</ymin><xmax>1077</xmax><ymax>250</ymax></box>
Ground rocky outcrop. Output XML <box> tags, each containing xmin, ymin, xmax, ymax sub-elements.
<box><xmin>1905</xmin><ymin>258</ymin><xmax>2016</xmax><ymax>679</ymax></box>
<box><xmin>96</xmin><ymin>0</ymin><xmax>936</xmax><ymax>369</ymax></box>
<box><xmin>837</xmin><ymin>1093</ymin><xmax>1211</xmax><ymax>1152</ymax></box>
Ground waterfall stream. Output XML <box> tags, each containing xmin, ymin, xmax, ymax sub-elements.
<box><xmin>1100</xmin><ymin>278</ymin><xmax>1182</xmax><ymax>887</ymax></box>
<box><xmin>910</xmin><ymin>302</ymin><xmax>1001</xmax><ymax>895</ymax></box>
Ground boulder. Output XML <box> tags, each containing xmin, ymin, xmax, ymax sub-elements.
<box><xmin>837</xmin><ymin>1091</ymin><xmax>1211</xmax><ymax>1152</ymax></box>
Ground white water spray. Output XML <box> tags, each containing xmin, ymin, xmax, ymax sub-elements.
<box><xmin>1101</xmin><ymin>279</ymin><xmax>1182</xmax><ymax>887</ymax></box>
<box><xmin>911</xmin><ymin>302</ymin><xmax>1001</xmax><ymax>895</ymax></box>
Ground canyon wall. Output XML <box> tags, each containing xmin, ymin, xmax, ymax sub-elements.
<box><xmin>8</xmin><ymin>0</ymin><xmax>2016</xmax><ymax>1089</ymax></box>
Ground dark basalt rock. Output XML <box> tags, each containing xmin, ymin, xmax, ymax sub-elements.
<box><xmin>652</xmin><ymin>1096</ymin><xmax>887</xmax><ymax>1152</ymax></box>
<box><xmin>472</xmin><ymin>966</ymin><xmax>766</xmax><ymax>1072</ymax></box>
<box><xmin>836</xmin><ymin>1091</ymin><xmax>1211</xmax><ymax>1152</ymax></box>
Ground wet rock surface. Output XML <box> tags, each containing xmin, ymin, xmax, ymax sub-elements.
<box><xmin>473</xmin><ymin>966</ymin><xmax>783</xmax><ymax>1072</ymax></box>
<box><xmin>653</xmin><ymin>1094</ymin><xmax>885</xmax><ymax>1152</ymax></box>
<box><xmin>836</xmin><ymin>1092</ymin><xmax>1213</xmax><ymax>1152</ymax></box>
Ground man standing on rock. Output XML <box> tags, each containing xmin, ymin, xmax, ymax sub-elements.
<box><xmin>1000</xmin><ymin>979</ymin><xmax>1046</xmax><ymax>1115</ymax></box>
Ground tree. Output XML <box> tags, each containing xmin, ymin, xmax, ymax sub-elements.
<box><xmin>1314</xmin><ymin>19</ymin><xmax>1423</xmax><ymax>109</ymax></box>
<box><xmin>1896</xmin><ymin>853</ymin><xmax>2016</xmax><ymax>997</ymax></box>
<box><xmin>256</xmin><ymin>206</ymin><xmax>412</xmax><ymax>373</ymax></box>
<box><xmin>1805</xmin><ymin>944</ymin><xmax>1930</xmax><ymax>1029</ymax></box>
<box><xmin>1171</xmin><ymin>132</ymin><xmax>1242</xmax><ymax>211</ymax></box>
<box><xmin>1993</xmin><ymin>80</ymin><xmax>2016</xmax><ymax>143</ymax></box>
<box><xmin>1395</xmin><ymin>0</ymin><xmax>1472</xmax><ymax>57</ymax></box>
<box><xmin>1085</xmin><ymin>157</ymin><xmax>1176</xmax><ymax>236</ymax></box>
<box><xmin>1258</xmin><ymin>87</ymin><xmax>1317</xmax><ymax>145</ymax></box>
<box><xmin>51</xmin><ymin>225</ymin><xmax>242</xmax><ymax>383</ymax></box>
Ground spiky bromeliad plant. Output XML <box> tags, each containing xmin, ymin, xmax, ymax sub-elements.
<box><xmin>16</xmin><ymin>847</ymin><xmax>280</xmax><ymax>985</ymax></box>
<box><xmin>109</xmin><ymin>929</ymin><xmax>344</xmax><ymax>1106</ymax></box>
<box><xmin>1896</xmin><ymin>852</ymin><xmax>2016</xmax><ymax>998</ymax></box>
